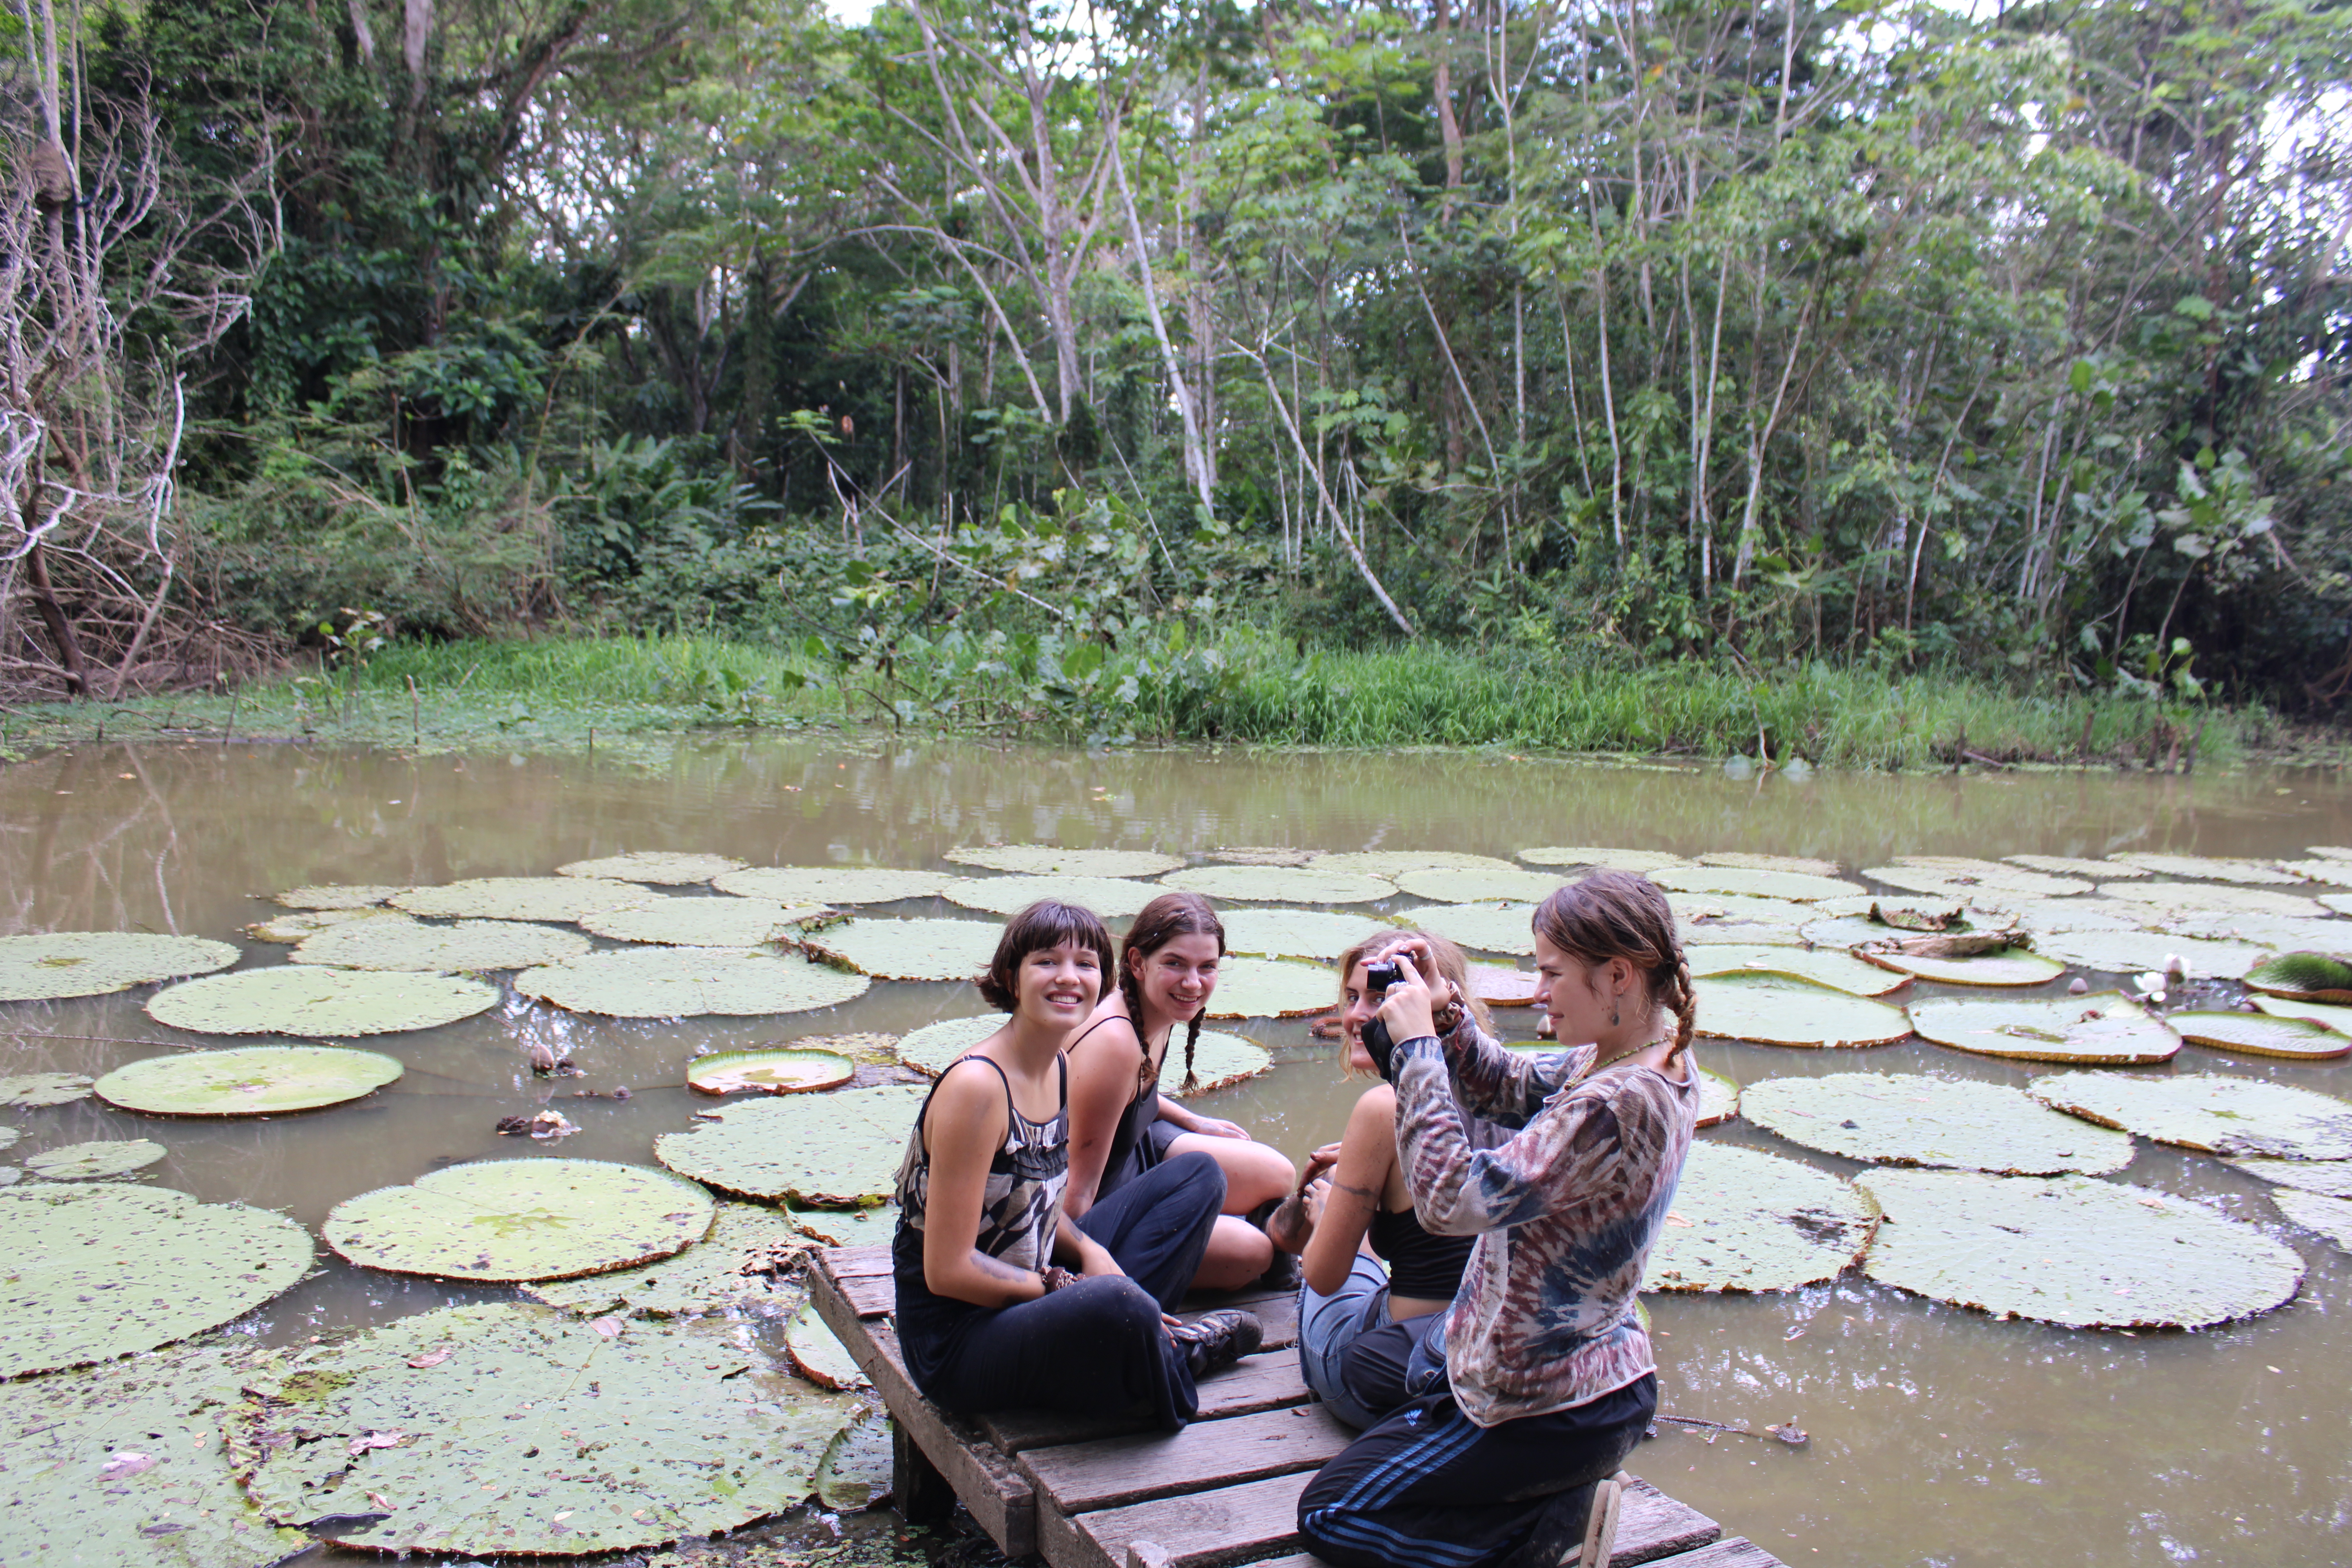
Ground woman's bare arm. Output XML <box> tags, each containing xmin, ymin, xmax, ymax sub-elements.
<box><xmin>1301</xmin><ymin>1085</ymin><xmax>1399</xmax><ymax>1297</ymax></box>
<box><xmin>919</xmin><ymin>1060</ymin><xmax>1051</xmax><ymax>1307</ymax></box>
<box><xmin>1062</xmin><ymin>1016</ymin><xmax>1146</xmax><ymax>1219</ymax></box>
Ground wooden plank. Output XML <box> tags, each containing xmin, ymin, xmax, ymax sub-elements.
<box><xmin>819</xmin><ymin>1243</ymin><xmax>893</xmax><ymax>1279</ymax></box>
<box><xmin>806</xmin><ymin>1265</ymin><xmax>1036</xmax><ymax>1557</ymax></box>
<box><xmin>1175</xmin><ymin>1288</ymin><xmax>1298</xmax><ymax>1352</ymax></box>
<box><xmin>980</xmin><ymin>1351</ymin><xmax>1310</xmax><ymax>1452</ymax></box>
<box><xmin>1045</xmin><ymin>1470</ymin><xmax>1717</xmax><ymax>1568</ymax></box>
<box><xmin>1045</xmin><ymin>1468</ymin><xmax>1312</xmax><ymax>1568</ymax></box>
<box><xmin>1020</xmin><ymin>1402</ymin><xmax>1353</xmax><ymax>1512</ymax></box>
<box><xmin>834</xmin><ymin>1271</ymin><xmax>895</xmax><ymax>1318</ymax></box>
<box><xmin>1646</xmin><ymin>1537</ymin><xmax>1787</xmax><ymax>1568</ymax></box>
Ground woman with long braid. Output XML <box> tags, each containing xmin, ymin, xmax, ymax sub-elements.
<box><xmin>1296</xmin><ymin>872</ymin><xmax>1702</xmax><ymax>1568</ymax></box>
<box><xmin>1063</xmin><ymin>892</ymin><xmax>1299</xmax><ymax>1291</ymax></box>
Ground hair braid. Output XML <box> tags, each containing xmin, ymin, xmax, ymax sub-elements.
<box><xmin>1118</xmin><ymin>960</ymin><xmax>1153</xmax><ymax>1096</ymax></box>
<box><xmin>1666</xmin><ymin>951</ymin><xmax>1697</xmax><ymax>1058</ymax></box>
<box><xmin>1180</xmin><ymin>1014</ymin><xmax>1202</xmax><ymax>1094</ymax></box>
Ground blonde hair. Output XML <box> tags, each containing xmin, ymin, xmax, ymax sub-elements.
<box><xmin>1333</xmin><ymin>927</ymin><xmax>1493</xmax><ymax>1074</ymax></box>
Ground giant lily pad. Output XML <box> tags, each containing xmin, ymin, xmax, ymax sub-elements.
<box><xmin>96</xmin><ymin>1045</ymin><xmax>405</xmax><ymax>1116</ymax></box>
<box><xmin>944</xmin><ymin>875</ymin><xmax>1161</xmax><ymax>918</ymax></box>
<box><xmin>392</xmin><ymin>876</ymin><xmax>652</xmax><ymax>922</ymax></box>
<box><xmin>2230</xmin><ymin>1158</ymin><xmax>2352</xmax><ymax>1200</ymax></box>
<box><xmin>2108</xmin><ymin>853</ymin><xmax>2303</xmax><ymax>885</ymax></box>
<box><xmin>1978</xmin><ymin>898</ymin><xmax>2144</xmax><ymax>933</ymax></box>
<box><xmin>2169</xmin><ymin>1011</ymin><xmax>2350</xmax><ymax>1060</ymax></box>
<box><xmin>2103</xmin><ymin>882</ymin><xmax>2327</xmax><ymax>920</ymax></box>
<box><xmin>524</xmin><ymin>1202</ymin><xmax>809</xmax><ymax>1317</ymax></box>
<box><xmin>803</xmin><ymin>917</ymin><xmax>1003</xmax><ymax>981</ymax></box>
<box><xmin>1696</xmin><ymin>852</ymin><xmax>1842</xmax><ymax>877</ymax></box>
<box><xmin>1908</xmin><ymin>993</ymin><xmax>2179</xmax><ymax>1064</ymax></box>
<box><xmin>2275</xmin><ymin>860</ymin><xmax>2352</xmax><ymax>885</ymax></box>
<box><xmin>1205</xmin><ymin>847</ymin><xmax>1317</xmax><ymax>866</ymax></box>
<box><xmin>2004</xmin><ymin>854</ymin><xmax>2147</xmax><ymax>880</ymax></box>
<box><xmin>24</xmin><ymin>1140</ymin><xmax>166</xmax><ymax>1180</ymax></box>
<box><xmin>1860</xmin><ymin>947</ymin><xmax>2066</xmax><ymax>988</ymax></box>
<box><xmin>687</xmin><ymin>1047</ymin><xmax>855</xmax><ymax>1095</ymax></box>
<box><xmin>0</xmin><ymin>1074</ymin><xmax>93</xmax><ymax>1107</ymax></box>
<box><xmin>895</xmin><ymin>1014</ymin><xmax>1269</xmax><ymax>1093</ymax></box>
<box><xmin>517</xmin><ymin>946</ymin><xmax>869</xmax><ymax>1017</ymax></box>
<box><xmin>1516</xmin><ymin>847</ymin><xmax>1689</xmax><ymax>873</ymax></box>
<box><xmin>2027</xmin><ymin>1071</ymin><xmax>2352</xmax><ymax>1159</ymax></box>
<box><xmin>292</xmin><ymin>916</ymin><xmax>590</xmax><ymax>973</ymax></box>
<box><xmin>1201</xmin><ymin>958</ymin><xmax>1339</xmax><ymax>1018</ymax></box>
<box><xmin>786</xmin><ymin>1301</ymin><xmax>867</xmax><ymax>1390</ymax></box>
<box><xmin>1855</xmin><ymin>1169</ymin><xmax>2301</xmax><ymax>1328</ymax></box>
<box><xmin>1741</xmin><ymin>1073</ymin><xmax>2132</xmax><ymax>1175</ymax></box>
<box><xmin>557</xmin><ymin>851</ymin><xmax>747</xmax><ymax>884</ymax></box>
<box><xmin>1221</xmin><ymin>907</ymin><xmax>1393</xmax><ymax>961</ymax></box>
<box><xmin>715</xmin><ymin>866</ymin><xmax>965</xmax><ymax>904</ymax></box>
<box><xmin>1641</xmin><ymin>1142</ymin><xmax>1875</xmax><ymax>1292</ymax></box>
<box><xmin>2251</xmin><ymin>994</ymin><xmax>2352</xmax><ymax>1035</ymax></box>
<box><xmin>1469</xmin><ymin>963</ymin><xmax>1538</xmax><ymax>1007</ymax></box>
<box><xmin>2156</xmin><ymin>914</ymin><xmax>2350</xmax><ymax>952</ymax></box>
<box><xmin>1687</xmin><ymin>946</ymin><xmax>1907</xmax><ymax>996</ymax></box>
<box><xmin>1695</xmin><ymin>1067</ymin><xmax>1740</xmax><ymax>1127</ymax></box>
<box><xmin>1394</xmin><ymin>867</ymin><xmax>1571</xmax><ymax>904</ymax></box>
<box><xmin>1160</xmin><ymin>866</ymin><xmax>1396</xmax><ymax>905</ymax></box>
<box><xmin>655</xmin><ymin>1084</ymin><xmax>927</xmax><ymax>1204</ymax></box>
<box><xmin>946</xmin><ymin>846</ymin><xmax>1183</xmax><ymax>877</ymax></box>
<box><xmin>2030</xmin><ymin>929</ymin><xmax>2268</xmax><ymax>979</ymax></box>
<box><xmin>1868</xmin><ymin>862</ymin><xmax>2091</xmax><ymax>899</ymax></box>
<box><xmin>227</xmin><ymin>1304</ymin><xmax>849</xmax><ymax>1555</ymax></box>
<box><xmin>1308</xmin><ymin>851</ymin><xmax>1519</xmax><ymax>878</ymax></box>
<box><xmin>894</xmin><ymin>1014</ymin><xmax>1002</xmax><ymax>1076</ymax></box>
<box><xmin>0</xmin><ymin>1183</ymin><xmax>311</xmax><ymax>1377</ymax></box>
<box><xmin>2243</xmin><ymin>952</ymin><xmax>2352</xmax><ymax>1003</ymax></box>
<box><xmin>1412</xmin><ymin>902</ymin><xmax>1537</xmax><ymax>955</ymax></box>
<box><xmin>147</xmin><ymin>967</ymin><xmax>498</xmax><ymax>1036</ymax></box>
<box><xmin>325</xmin><ymin>1158</ymin><xmax>715</xmax><ymax>1282</ymax></box>
<box><xmin>0</xmin><ymin>933</ymin><xmax>239</xmax><ymax>1002</ymax></box>
<box><xmin>273</xmin><ymin>883</ymin><xmax>409</xmax><ymax>909</ymax></box>
<box><xmin>797</xmin><ymin>1204</ymin><xmax>899</xmax><ymax>1248</ymax></box>
<box><xmin>816</xmin><ymin>1408</ymin><xmax>894</xmax><ymax>1512</ymax></box>
<box><xmin>581</xmin><ymin>896</ymin><xmax>830</xmax><ymax>947</ymax></box>
<box><xmin>1694</xmin><ymin>974</ymin><xmax>1913</xmax><ymax>1047</ymax></box>
<box><xmin>245</xmin><ymin>906</ymin><xmax>414</xmax><ymax>944</ymax></box>
<box><xmin>0</xmin><ymin>1343</ymin><xmax>312</xmax><ymax>1568</ymax></box>
<box><xmin>2270</xmin><ymin>1188</ymin><xmax>2352</xmax><ymax>1250</ymax></box>
<box><xmin>1651</xmin><ymin>866</ymin><xmax>1861</xmax><ymax>902</ymax></box>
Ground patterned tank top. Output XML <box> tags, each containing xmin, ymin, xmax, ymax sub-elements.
<box><xmin>894</xmin><ymin>1053</ymin><xmax>1069</xmax><ymax>1273</ymax></box>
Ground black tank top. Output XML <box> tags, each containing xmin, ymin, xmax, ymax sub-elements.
<box><xmin>1068</xmin><ymin>1014</ymin><xmax>1161</xmax><ymax>1196</ymax></box>
<box><xmin>1367</xmin><ymin>1203</ymin><xmax>1474</xmax><ymax>1302</ymax></box>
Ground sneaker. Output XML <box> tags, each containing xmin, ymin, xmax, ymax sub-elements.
<box><xmin>1167</xmin><ymin>1309</ymin><xmax>1263</xmax><ymax>1378</ymax></box>
<box><xmin>1570</xmin><ymin>1472</ymin><xmax>1627</xmax><ymax>1566</ymax></box>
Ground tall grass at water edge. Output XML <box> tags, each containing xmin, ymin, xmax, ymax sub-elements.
<box><xmin>0</xmin><ymin>631</ymin><xmax>2276</xmax><ymax>769</ymax></box>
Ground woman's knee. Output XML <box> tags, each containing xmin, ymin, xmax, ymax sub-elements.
<box><xmin>1160</xmin><ymin>1149</ymin><xmax>1229</xmax><ymax>1210</ymax></box>
<box><xmin>1063</xmin><ymin>1274</ymin><xmax>1165</xmax><ymax>1336</ymax></box>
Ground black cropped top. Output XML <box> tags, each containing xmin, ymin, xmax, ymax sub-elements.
<box><xmin>1366</xmin><ymin>1202</ymin><xmax>1474</xmax><ymax>1303</ymax></box>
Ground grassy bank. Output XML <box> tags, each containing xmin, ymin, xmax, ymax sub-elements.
<box><xmin>0</xmin><ymin>630</ymin><xmax>2315</xmax><ymax>770</ymax></box>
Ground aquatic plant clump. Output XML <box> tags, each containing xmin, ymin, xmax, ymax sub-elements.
<box><xmin>1853</xmin><ymin>1169</ymin><xmax>2304</xmax><ymax>1329</ymax></box>
<box><xmin>1907</xmin><ymin>993</ymin><xmax>2181</xmax><ymax>1064</ymax></box>
<box><xmin>1741</xmin><ymin>1073</ymin><xmax>2133</xmax><ymax>1175</ymax></box>
<box><xmin>1160</xmin><ymin>864</ymin><xmax>1397</xmax><ymax>905</ymax></box>
<box><xmin>715</xmin><ymin>865</ymin><xmax>965</xmax><ymax>904</ymax></box>
<box><xmin>1693</xmin><ymin>973</ymin><xmax>1913</xmax><ymax>1047</ymax></box>
<box><xmin>946</xmin><ymin>845</ymin><xmax>1185</xmax><ymax>877</ymax></box>
<box><xmin>0</xmin><ymin>1073</ymin><xmax>93</xmax><ymax>1107</ymax></box>
<box><xmin>392</xmin><ymin>875</ymin><xmax>653</xmax><ymax>922</ymax></box>
<box><xmin>2027</xmin><ymin>1071</ymin><xmax>2352</xmax><ymax>1160</ymax></box>
<box><xmin>524</xmin><ymin>1201</ymin><xmax>811</xmax><ymax>1317</ymax></box>
<box><xmin>2167</xmin><ymin>1011</ymin><xmax>2350</xmax><ymax>1060</ymax></box>
<box><xmin>1641</xmin><ymin>1142</ymin><xmax>1877</xmax><ymax>1292</ymax></box>
<box><xmin>1220</xmin><ymin>907</ymin><xmax>1394</xmax><ymax>961</ymax></box>
<box><xmin>556</xmin><ymin>850</ymin><xmax>748</xmax><ymax>884</ymax></box>
<box><xmin>291</xmin><ymin>916</ymin><xmax>590</xmax><ymax>973</ymax></box>
<box><xmin>23</xmin><ymin>1140</ymin><xmax>167</xmax><ymax>1180</ymax></box>
<box><xmin>147</xmin><ymin>966</ymin><xmax>499</xmax><ymax>1036</ymax></box>
<box><xmin>581</xmin><ymin>896</ymin><xmax>831</xmax><ymax>947</ymax></box>
<box><xmin>943</xmin><ymin>874</ymin><xmax>1163</xmax><ymax>918</ymax></box>
<box><xmin>0</xmin><ymin>1343</ymin><xmax>313</xmax><ymax>1568</ymax></box>
<box><xmin>1686</xmin><ymin>945</ymin><xmax>1909</xmax><ymax>996</ymax></box>
<box><xmin>515</xmin><ymin>946</ymin><xmax>870</xmax><ymax>1017</ymax></box>
<box><xmin>226</xmin><ymin>1303</ymin><xmax>850</xmax><ymax>1555</ymax></box>
<box><xmin>0</xmin><ymin>1183</ymin><xmax>312</xmax><ymax>1377</ymax></box>
<box><xmin>655</xmin><ymin>1084</ymin><xmax>928</xmax><ymax>1204</ymax></box>
<box><xmin>1393</xmin><ymin>866</ymin><xmax>1572</xmax><ymax>904</ymax></box>
<box><xmin>325</xmin><ymin>1158</ymin><xmax>716</xmax><ymax>1281</ymax></box>
<box><xmin>802</xmin><ymin>916</ymin><xmax>1005</xmax><ymax>981</ymax></box>
<box><xmin>273</xmin><ymin>883</ymin><xmax>411</xmax><ymax>909</ymax></box>
<box><xmin>1200</xmin><ymin>957</ymin><xmax>1340</xmax><ymax>1018</ymax></box>
<box><xmin>686</xmin><ymin>1047</ymin><xmax>856</xmax><ymax>1095</ymax></box>
<box><xmin>96</xmin><ymin>1045</ymin><xmax>406</xmax><ymax>1116</ymax></box>
<box><xmin>0</xmin><ymin>933</ymin><xmax>240</xmax><ymax>1002</ymax></box>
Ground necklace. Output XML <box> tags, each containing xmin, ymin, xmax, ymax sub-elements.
<box><xmin>1576</xmin><ymin>1039</ymin><xmax>1669</xmax><ymax>1083</ymax></box>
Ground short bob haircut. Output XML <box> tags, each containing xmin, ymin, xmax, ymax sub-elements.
<box><xmin>975</xmin><ymin>899</ymin><xmax>1117</xmax><ymax>1012</ymax></box>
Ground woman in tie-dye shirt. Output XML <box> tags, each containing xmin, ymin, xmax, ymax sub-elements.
<box><xmin>1298</xmin><ymin>873</ymin><xmax>1701</xmax><ymax>1568</ymax></box>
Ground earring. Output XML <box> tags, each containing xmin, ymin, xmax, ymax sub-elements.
<box><xmin>1610</xmin><ymin>993</ymin><xmax>1621</xmax><ymax>1027</ymax></box>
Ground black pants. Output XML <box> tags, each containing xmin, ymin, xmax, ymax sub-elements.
<box><xmin>1296</xmin><ymin>1374</ymin><xmax>1657</xmax><ymax>1568</ymax></box>
<box><xmin>1339</xmin><ymin>1307</ymin><xmax>1440</xmax><ymax>1429</ymax></box>
<box><xmin>919</xmin><ymin>1151</ymin><xmax>1226</xmax><ymax>1430</ymax></box>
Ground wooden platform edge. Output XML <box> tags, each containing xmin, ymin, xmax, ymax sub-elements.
<box><xmin>808</xmin><ymin>1256</ymin><xmax>1038</xmax><ymax>1557</ymax></box>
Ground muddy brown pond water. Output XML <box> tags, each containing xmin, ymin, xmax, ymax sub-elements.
<box><xmin>4</xmin><ymin>737</ymin><xmax>2350</xmax><ymax>1568</ymax></box>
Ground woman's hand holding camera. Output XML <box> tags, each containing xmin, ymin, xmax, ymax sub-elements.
<box><xmin>1374</xmin><ymin>947</ymin><xmax>1461</xmax><ymax>1046</ymax></box>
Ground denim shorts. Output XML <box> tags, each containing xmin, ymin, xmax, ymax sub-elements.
<box><xmin>1296</xmin><ymin>1252</ymin><xmax>1394</xmax><ymax>1430</ymax></box>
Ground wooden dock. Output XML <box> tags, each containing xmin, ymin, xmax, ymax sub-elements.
<box><xmin>808</xmin><ymin>1246</ymin><xmax>1788</xmax><ymax>1568</ymax></box>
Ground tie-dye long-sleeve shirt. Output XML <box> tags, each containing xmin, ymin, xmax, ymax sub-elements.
<box><xmin>1392</xmin><ymin>1018</ymin><xmax>1699</xmax><ymax>1427</ymax></box>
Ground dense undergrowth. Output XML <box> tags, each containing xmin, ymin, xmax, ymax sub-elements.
<box><xmin>0</xmin><ymin>631</ymin><xmax>2278</xmax><ymax>773</ymax></box>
